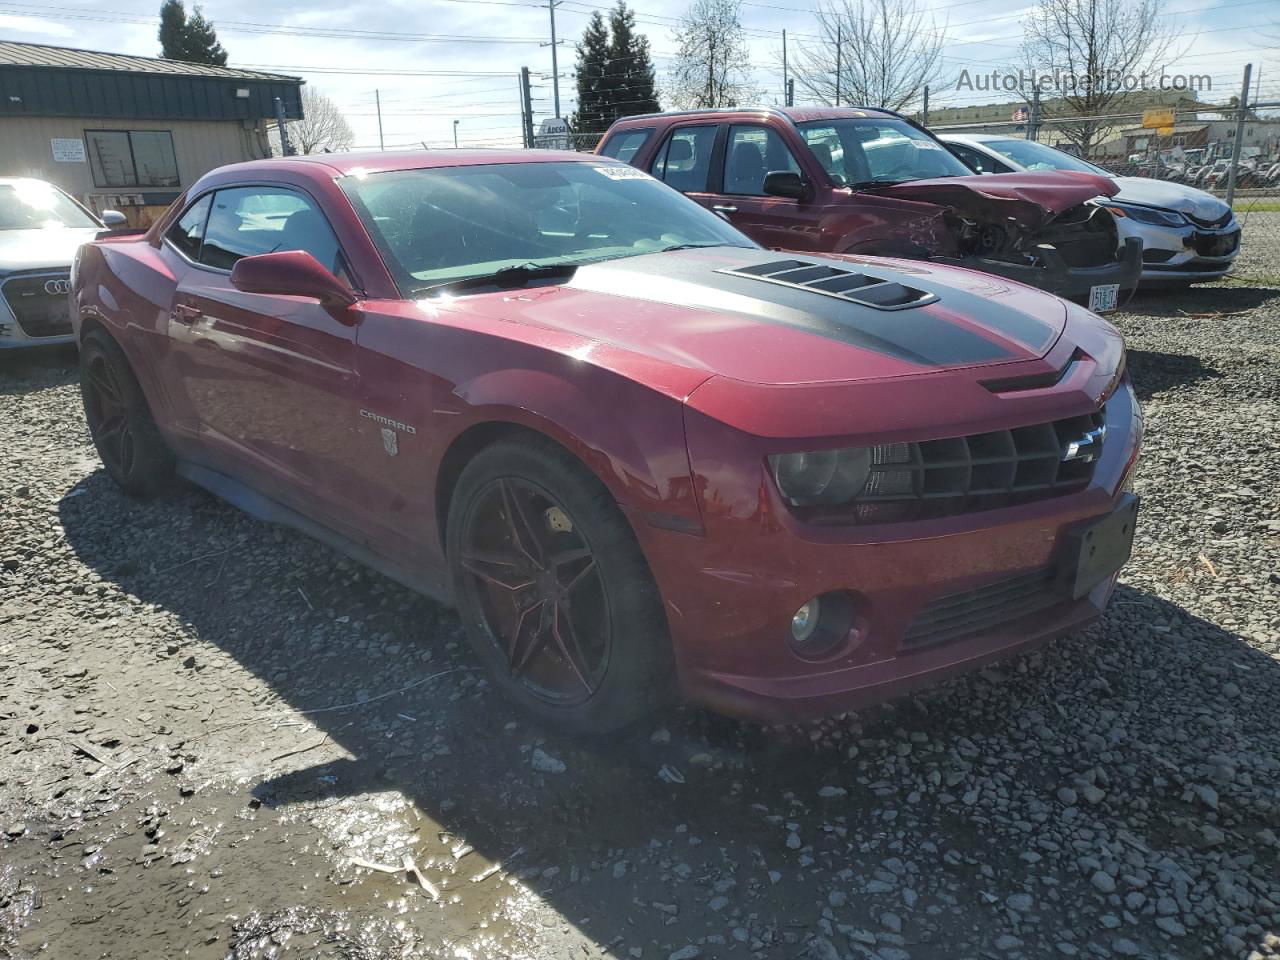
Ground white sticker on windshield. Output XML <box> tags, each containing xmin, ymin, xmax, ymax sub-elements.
<box><xmin>594</xmin><ymin>165</ymin><xmax>652</xmax><ymax>180</ymax></box>
<box><xmin>914</xmin><ymin>141</ymin><xmax>942</xmax><ymax>150</ymax></box>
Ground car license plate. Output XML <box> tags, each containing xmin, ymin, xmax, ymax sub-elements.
<box><xmin>1057</xmin><ymin>494</ymin><xmax>1139</xmax><ymax>599</ymax></box>
<box><xmin>1088</xmin><ymin>283</ymin><xmax>1120</xmax><ymax>313</ymax></box>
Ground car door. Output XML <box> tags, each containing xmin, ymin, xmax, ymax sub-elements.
<box><xmin>165</xmin><ymin>184</ymin><xmax>363</xmax><ymax>530</ymax></box>
<box><xmin>710</xmin><ymin>123</ymin><xmax>825</xmax><ymax>251</ymax></box>
<box><xmin>648</xmin><ymin>123</ymin><xmax>725</xmax><ymax>215</ymax></box>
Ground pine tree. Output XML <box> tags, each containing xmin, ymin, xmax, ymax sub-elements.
<box><xmin>157</xmin><ymin>0</ymin><xmax>228</xmax><ymax>65</ymax></box>
<box><xmin>571</xmin><ymin>12</ymin><xmax>613</xmax><ymax>136</ymax></box>
<box><xmin>158</xmin><ymin>0</ymin><xmax>188</xmax><ymax>60</ymax></box>
<box><xmin>606</xmin><ymin>2</ymin><xmax>659</xmax><ymax>122</ymax></box>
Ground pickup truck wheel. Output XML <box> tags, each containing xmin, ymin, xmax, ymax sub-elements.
<box><xmin>80</xmin><ymin>328</ymin><xmax>174</xmax><ymax>498</ymax></box>
<box><xmin>446</xmin><ymin>436</ymin><xmax>673</xmax><ymax>735</ymax></box>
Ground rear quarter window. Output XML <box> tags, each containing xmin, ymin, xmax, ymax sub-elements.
<box><xmin>598</xmin><ymin>127</ymin><xmax>654</xmax><ymax>166</ymax></box>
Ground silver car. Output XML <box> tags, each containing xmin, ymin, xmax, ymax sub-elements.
<box><xmin>941</xmin><ymin>134</ymin><xmax>1241</xmax><ymax>286</ymax></box>
<box><xmin>0</xmin><ymin>178</ymin><xmax>124</xmax><ymax>350</ymax></box>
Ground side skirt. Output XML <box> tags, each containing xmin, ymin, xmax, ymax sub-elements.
<box><xmin>176</xmin><ymin>461</ymin><xmax>454</xmax><ymax>606</ymax></box>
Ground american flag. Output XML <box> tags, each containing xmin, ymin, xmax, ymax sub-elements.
<box><xmin>1012</xmin><ymin>107</ymin><xmax>1029</xmax><ymax>122</ymax></box>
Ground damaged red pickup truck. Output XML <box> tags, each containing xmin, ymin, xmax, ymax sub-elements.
<box><xmin>597</xmin><ymin>107</ymin><xmax>1141</xmax><ymax>311</ymax></box>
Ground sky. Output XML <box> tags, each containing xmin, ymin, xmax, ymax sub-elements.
<box><xmin>0</xmin><ymin>0</ymin><xmax>1276</xmax><ymax>150</ymax></box>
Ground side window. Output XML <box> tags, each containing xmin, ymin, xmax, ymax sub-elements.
<box><xmin>723</xmin><ymin>125</ymin><xmax>801</xmax><ymax>196</ymax></box>
<box><xmin>950</xmin><ymin>143</ymin><xmax>998</xmax><ymax>174</ymax></box>
<box><xmin>650</xmin><ymin>125</ymin><xmax>718</xmax><ymax>193</ymax></box>
<box><xmin>166</xmin><ymin>194</ymin><xmax>212</xmax><ymax>261</ymax></box>
<box><xmin>801</xmin><ymin>125</ymin><xmax>850</xmax><ymax>184</ymax></box>
<box><xmin>599</xmin><ymin>127</ymin><xmax>653</xmax><ymax>166</ymax></box>
<box><xmin>199</xmin><ymin>186</ymin><xmax>344</xmax><ymax>277</ymax></box>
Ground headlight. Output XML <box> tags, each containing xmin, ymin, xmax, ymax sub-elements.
<box><xmin>1102</xmin><ymin>203</ymin><xmax>1186</xmax><ymax>227</ymax></box>
<box><xmin>769</xmin><ymin>447</ymin><xmax>871</xmax><ymax>506</ymax></box>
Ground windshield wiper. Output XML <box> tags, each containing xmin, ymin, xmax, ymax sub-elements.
<box><xmin>412</xmin><ymin>262</ymin><xmax>578</xmax><ymax>298</ymax></box>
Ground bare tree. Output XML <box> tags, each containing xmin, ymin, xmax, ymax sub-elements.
<box><xmin>788</xmin><ymin>0</ymin><xmax>945</xmax><ymax>111</ymax></box>
<box><xmin>668</xmin><ymin>0</ymin><xmax>756</xmax><ymax>109</ymax></box>
<box><xmin>1015</xmin><ymin>0</ymin><xmax>1182</xmax><ymax>154</ymax></box>
<box><xmin>272</xmin><ymin>87</ymin><xmax>355</xmax><ymax>155</ymax></box>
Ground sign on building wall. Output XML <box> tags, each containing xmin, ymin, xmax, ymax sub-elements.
<box><xmin>51</xmin><ymin>138</ymin><xmax>86</xmax><ymax>162</ymax></box>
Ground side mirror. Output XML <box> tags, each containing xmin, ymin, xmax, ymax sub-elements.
<box><xmin>763</xmin><ymin>170</ymin><xmax>810</xmax><ymax>201</ymax></box>
<box><xmin>230</xmin><ymin>250</ymin><xmax>358</xmax><ymax>318</ymax></box>
<box><xmin>100</xmin><ymin>209</ymin><xmax>128</xmax><ymax>228</ymax></box>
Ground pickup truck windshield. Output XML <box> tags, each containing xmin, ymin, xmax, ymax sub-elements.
<box><xmin>340</xmin><ymin>161</ymin><xmax>755</xmax><ymax>293</ymax></box>
<box><xmin>798</xmin><ymin>118</ymin><xmax>973</xmax><ymax>187</ymax></box>
<box><xmin>0</xmin><ymin>181</ymin><xmax>99</xmax><ymax>231</ymax></box>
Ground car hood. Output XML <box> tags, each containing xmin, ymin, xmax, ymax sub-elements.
<box><xmin>869</xmin><ymin>171</ymin><xmax>1118</xmax><ymax>222</ymax></box>
<box><xmin>1110</xmin><ymin>177</ymin><xmax>1231</xmax><ymax>221</ymax></box>
<box><xmin>0</xmin><ymin>227</ymin><xmax>100</xmax><ymax>273</ymax></box>
<box><xmin>448</xmin><ymin>247</ymin><xmax>1069</xmax><ymax>386</ymax></box>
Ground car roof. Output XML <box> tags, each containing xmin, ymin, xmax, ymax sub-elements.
<box><xmin>229</xmin><ymin>148</ymin><xmax>603</xmax><ymax>178</ymax></box>
<box><xmin>609</xmin><ymin>106</ymin><xmax>898</xmax><ymax>127</ymax></box>
<box><xmin>938</xmin><ymin>133</ymin><xmax>1009</xmax><ymax>145</ymax></box>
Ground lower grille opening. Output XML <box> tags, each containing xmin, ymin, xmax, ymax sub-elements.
<box><xmin>902</xmin><ymin>567</ymin><xmax>1063</xmax><ymax>651</ymax></box>
<box><xmin>2</xmin><ymin>274</ymin><xmax>73</xmax><ymax>338</ymax></box>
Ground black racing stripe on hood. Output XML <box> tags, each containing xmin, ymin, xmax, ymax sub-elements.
<box><xmin>570</xmin><ymin>253</ymin><xmax>1019</xmax><ymax>366</ymax></box>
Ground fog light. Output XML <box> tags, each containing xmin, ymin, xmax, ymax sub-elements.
<box><xmin>791</xmin><ymin>598</ymin><xmax>821</xmax><ymax>644</ymax></box>
<box><xmin>786</xmin><ymin>592</ymin><xmax>858</xmax><ymax>660</ymax></box>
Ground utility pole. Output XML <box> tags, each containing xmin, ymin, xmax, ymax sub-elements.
<box><xmin>453</xmin><ymin>119</ymin><xmax>459</xmax><ymax>148</ymax></box>
<box><xmin>273</xmin><ymin>97</ymin><xmax>293</xmax><ymax>156</ymax></box>
<box><xmin>520</xmin><ymin>66</ymin><xmax>535</xmax><ymax>147</ymax></box>
<box><xmin>1225</xmin><ymin>63</ymin><xmax>1252</xmax><ymax>207</ymax></box>
<box><xmin>1027</xmin><ymin>85</ymin><xmax>1041</xmax><ymax>142</ymax></box>
<box><xmin>375</xmin><ymin>89</ymin><xmax>385</xmax><ymax>150</ymax></box>
<box><xmin>921</xmin><ymin>85</ymin><xmax>929</xmax><ymax>127</ymax></box>
<box><xmin>547</xmin><ymin>0</ymin><xmax>562</xmax><ymax>118</ymax></box>
<box><xmin>781</xmin><ymin>29</ymin><xmax>788</xmax><ymax>108</ymax></box>
<box><xmin>787</xmin><ymin>78</ymin><xmax>795</xmax><ymax>108</ymax></box>
<box><xmin>834</xmin><ymin>23</ymin><xmax>841</xmax><ymax>107</ymax></box>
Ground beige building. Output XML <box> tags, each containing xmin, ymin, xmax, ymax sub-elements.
<box><xmin>0</xmin><ymin>41</ymin><xmax>302</xmax><ymax>227</ymax></box>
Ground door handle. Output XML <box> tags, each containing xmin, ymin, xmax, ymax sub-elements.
<box><xmin>171</xmin><ymin>303</ymin><xmax>201</xmax><ymax>324</ymax></box>
<box><xmin>712</xmin><ymin>204</ymin><xmax>738</xmax><ymax>214</ymax></box>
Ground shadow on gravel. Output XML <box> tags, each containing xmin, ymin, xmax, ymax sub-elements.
<box><xmin>0</xmin><ymin>347</ymin><xmax>77</xmax><ymax>397</ymax></box>
<box><xmin>1125</xmin><ymin>348</ymin><xmax>1221</xmax><ymax>401</ymax></box>
<box><xmin>54</xmin><ymin>466</ymin><xmax>1280</xmax><ymax>957</ymax></box>
<box><xmin>1125</xmin><ymin>284</ymin><xmax>1280</xmax><ymax>316</ymax></box>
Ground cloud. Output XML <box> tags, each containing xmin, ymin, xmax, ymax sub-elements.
<box><xmin>0</xmin><ymin>13</ymin><xmax>76</xmax><ymax>37</ymax></box>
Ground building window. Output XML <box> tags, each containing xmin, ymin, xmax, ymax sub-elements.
<box><xmin>85</xmin><ymin>130</ymin><xmax>180</xmax><ymax>188</ymax></box>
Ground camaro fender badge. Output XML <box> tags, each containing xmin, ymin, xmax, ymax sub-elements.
<box><xmin>1062</xmin><ymin>425</ymin><xmax>1106</xmax><ymax>463</ymax></box>
<box><xmin>360</xmin><ymin>409</ymin><xmax>417</xmax><ymax>457</ymax></box>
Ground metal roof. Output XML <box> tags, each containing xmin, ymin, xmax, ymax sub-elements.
<box><xmin>0</xmin><ymin>41</ymin><xmax>299</xmax><ymax>82</ymax></box>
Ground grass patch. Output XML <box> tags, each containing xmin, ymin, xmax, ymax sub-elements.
<box><xmin>1234</xmin><ymin>200</ymin><xmax>1280</xmax><ymax>213</ymax></box>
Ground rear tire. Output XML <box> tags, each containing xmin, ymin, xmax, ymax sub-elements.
<box><xmin>79</xmin><ymin>327</ymin><xmax>174</xmax><ymax>498</ymax></box>
<box><xmin>446</xmin><ymin>435</ymin><xmax>673</xmax><ymax>735</ymax></box>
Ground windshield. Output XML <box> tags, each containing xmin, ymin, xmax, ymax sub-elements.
<box><xmin>340</xmin><ymin>161</ymin><xmax>755</xmax><ymax>292</ymax></box>
<box><xmin>980</xmin><ymin>139</ymin><xmax>1108</xmax><ymax>175</ymax></box>
<box><xmin>0</xmin><ymin>180</ymin><xmax>99</xmax><ymax>231</ymax></box>
<box><xmin>797</xmin><ymin>118</ymin><xmax>973</xmax><ymax>187</ymax></box>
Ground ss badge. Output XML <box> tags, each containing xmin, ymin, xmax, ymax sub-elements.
<box><xmin>380</xmin><ymin>427</ymin><xmax>399</xmax><ymax>457</ymax></box>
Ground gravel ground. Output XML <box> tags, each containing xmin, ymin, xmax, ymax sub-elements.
<box><xmin>1231</xmin><ymin>211</ymin><xmax>1280</xmax><ymax>284</ymax></box>
<box><xmin>2</xmin><ymin>280</ymin><xmax>1279</xmax><ymax>960</ymax></box>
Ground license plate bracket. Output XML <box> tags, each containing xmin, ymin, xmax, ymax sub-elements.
<box><xmin>1088</xmin><ymin>283</ymin><xmax>1120</xmax><ymax>313</ymax></box>
<box><xmin>1057</xmin><ymin>494</ymin><xmax>1139</xmax><ymax>600</ymax></box>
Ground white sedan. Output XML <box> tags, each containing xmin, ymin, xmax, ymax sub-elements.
<box><xmin>941</xmin><ymin>134</ymin><xmax>1240</xmax><ymax>287</ymax></box>
<box><xmin>0</xmin><ymin>178</ymin><xmax>124</xmax><ymax>350</ymax></box>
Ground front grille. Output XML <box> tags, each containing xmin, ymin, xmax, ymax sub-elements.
<box><xmin>1</xmin><ymin>274</ymin><xmax>73</xmax><ymax>338</ymax></box>
<box><xmin>1189</xmin><ymin>230</ymin><xmax>1240</xmax><ymax>258</ymax></box>
<box><xmin>1187</xmin><ymin>210</ymin><xmax>1231</xmax><ymax>229</ymax></box>
<box><xmin>804</xmin><ymin>409</ymin><xmax>1106</xmax><ymax>524</ymax></box>
<box><xmin>902</xmin><ymin>567</ymin><xmax>1062</xmax><ymax>650</ymax></box>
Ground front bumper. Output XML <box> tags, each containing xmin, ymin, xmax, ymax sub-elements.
<box><xmin>940</xmin><ymin>237</ymin><xmax>1143</xmax><ymax>302</ymax></box>
<box><xmin>1115</xmin><ymin>217</ymin><xmax>1240</xmax><ymax>284</ymax></box>
<box><xmin>633</xmin><ymin>380</ymin><xmax>1142</xmax><ymax>723</ymax></box>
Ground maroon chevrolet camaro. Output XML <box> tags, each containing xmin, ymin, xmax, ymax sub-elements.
<box><xmin>71</xmin><ymin>148</ymin><xmax>1142</xmax><ymax>733</ymax></box>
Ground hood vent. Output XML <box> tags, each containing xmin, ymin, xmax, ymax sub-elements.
<box><xmin>719</xmin><ymin>259</ymin><xmax>938</xmax><ymax>312</ymax></box>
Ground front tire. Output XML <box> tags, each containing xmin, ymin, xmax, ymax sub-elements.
<box><xmin>446</xmin><ymin>436</ymin><xmax>673</xmax><ymax>734</ymax></box>
<box><xmin>79</xmin><ymin>327</ymin><xmax>174</xmax><ymax>498</ymax></box>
